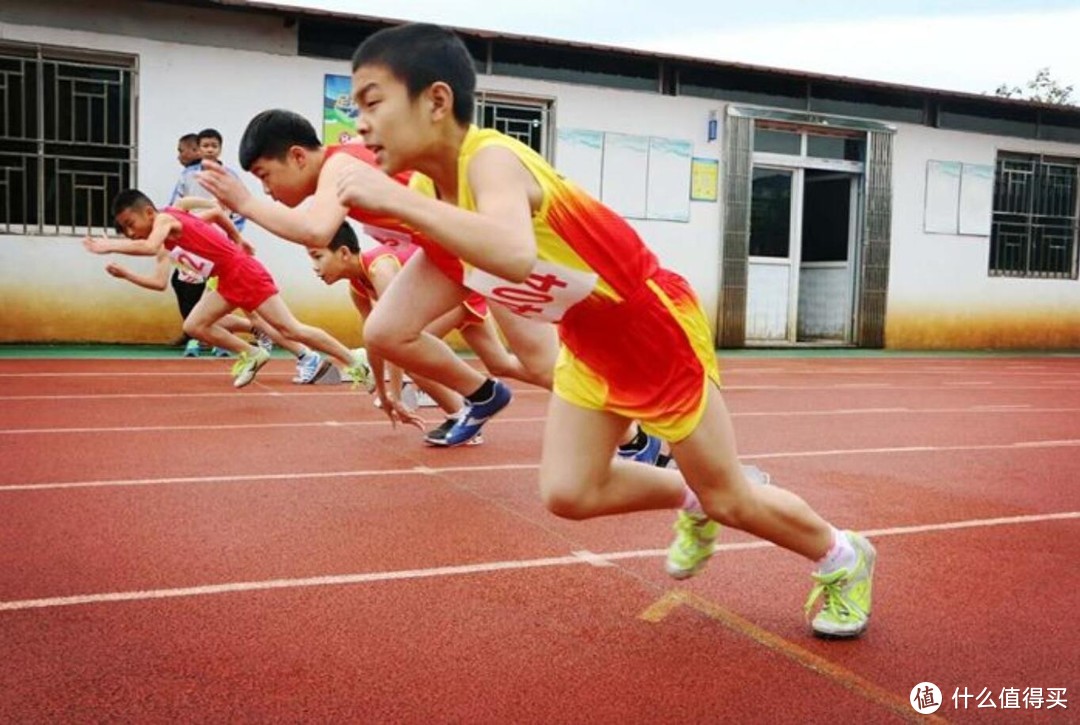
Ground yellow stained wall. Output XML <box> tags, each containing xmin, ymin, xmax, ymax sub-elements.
<box><xmin>886</xmin><ymin>305</ymin><xmax>1080</xmax><ymax>349</ymax></box>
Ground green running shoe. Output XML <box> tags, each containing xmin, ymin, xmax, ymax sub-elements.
<box><xmin>665</xmin><ymin>510</ymin><xmax>721</xmax><ymax>579</ymax></box>
<box><xmin>231</xmin><ymin>348</ymin><xmax>270</xmax><ymax>388</ymax></box>
<box><xmin>805</xmin><ymin>531</ymin><xmax>877</xmax><ymax>639</ymax></box>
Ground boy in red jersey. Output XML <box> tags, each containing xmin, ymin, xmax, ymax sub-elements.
<box><xmin>334</xmin><ymin>24</ymin><xmax>876</xmax><ymax>639</ymax></box>
<box><xmin>312</xmin><ymin>222</ymin><xmax>524</xmax><ymax>440</ymax></box>
<box><xmin>195</xmin><ymin>111</ymin><xmax>556</xmax><ymax>437</ymax></box>
<box><xmin>84</xmin><ymin>190</ymin><xmax>371</xmax><ymax>390</ymax></box>
<box><xmin>311</xmin><ymin>222</ymin><xmax>510</xmax><ymax>442</ymax></box>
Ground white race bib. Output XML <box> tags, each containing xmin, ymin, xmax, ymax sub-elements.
<box><xmin>464</xmin><ymin>260</ymin><xmax>597</xmax><ymax>323</ymax></box>
<box><xmin>168</xmin><ymin>245</ymin><xmax>215</xmax><ymax>282</ymax></box>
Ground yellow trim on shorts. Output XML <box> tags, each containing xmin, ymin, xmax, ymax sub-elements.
<box><xmin>552</xmin><ymin>280</ymin><xmax>720</xmax><ymax>443</ymax></box>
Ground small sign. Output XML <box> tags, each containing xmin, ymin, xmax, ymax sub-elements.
<box><xmin>690</xmin><ymin>158</ymin><xmax>718</xmax><ymax>202</ymax></box>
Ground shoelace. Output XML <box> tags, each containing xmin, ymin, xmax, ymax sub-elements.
<box><xmin>804</xmin><ymin>569</ymin><xmax>850</xmax><ymax>621</ymax></box>
<box><xmin>671</xmin><ymin>511</ymin><xmax>713</xmax><ymax>551</ymax></box>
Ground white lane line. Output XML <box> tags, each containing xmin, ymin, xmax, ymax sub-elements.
<box><xmin>0</xmin><ymin>389</ymin><xmax>551</xmax><ymax>401</ymax></box>
<box><xmin>0</xmin><ymin>417</ymin><xmax>546</xmax><ymax>435</ymax></box>
<box><xmin>0</xmin><ymin>511</ymin><xmax>1074</xmax><ymax>613</ymax></box>
<box><xmin>742</xmin><ymin>439</ymin><xmax>1080</xmax><ymax>461</ymax></box>
<box><xmin>3</xmin><ymin>439</ymin><xmax>1079</xmax><ymax>492</ymax></box>
<box><xmin>4</xmin><ymin>405</ymin><xmax>1080</xmax><ymax>435</ymax></box>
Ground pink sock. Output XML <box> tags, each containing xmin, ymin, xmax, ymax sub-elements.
<box><xmin>816</xmin><ymin>528</ymin><xmax>856</xmax><ymax>572</ymax></box>
<box><xmin>680</xmin><ymin>486</ymin><xmax>704</xmax><ymax>516</ymax></box>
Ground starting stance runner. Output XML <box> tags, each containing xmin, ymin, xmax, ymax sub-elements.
<box><xmin>332</xmin><ymin>24</ymin><xmax>876</xmax><ymax>638</ymax></box>
<box><xmin>84</xmin><ymin>190</ymin><xmax>371</xmax><ymax>389</ymax></box>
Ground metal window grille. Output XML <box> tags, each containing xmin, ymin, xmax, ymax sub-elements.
<box><xmin>990</xmin><ymin>153</ymin><xmax>1079</xmax><ymax>279</ymax></box>
<box><xmin>0</xmin><ymin>44</ymin><xmax>137</xmax><ymax>236</ymax></box>
<box><xmin>475</xmin><ymin>93</ymin><xmax>553</xmax><ymax>160</ymax></box>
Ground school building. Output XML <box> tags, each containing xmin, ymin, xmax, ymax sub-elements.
<box><xmin>2</xmin><ymin>0</ymin><xmax>1079</xmax><ymax>349</ymax></box>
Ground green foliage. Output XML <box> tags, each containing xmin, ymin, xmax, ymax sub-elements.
<box><xmin>994</xmin><ymin>67</ymin><xmax>1074</xmax><ymax>105</ymax></box>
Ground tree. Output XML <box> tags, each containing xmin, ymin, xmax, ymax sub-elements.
<box><xmin>994</xmin><ymin>67</ymin><xmax>1074</xmax><ymax>105</ymax></box>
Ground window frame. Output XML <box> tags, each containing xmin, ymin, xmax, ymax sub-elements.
<box><xmin>989</xmin><ymin>151</ymin><xmax>1080</xmax><ymax>280</ymax></box>
<box><xmin>0</xmin><ymin>40</ymin><xmax>138</xmax><ymax>237</ymax></box>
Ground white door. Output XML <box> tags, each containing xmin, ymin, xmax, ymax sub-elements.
<box><xmin>746</xmin><ymin>167</ymin><xmax>799</xmax><ymax>341</ymax></box>
<box><xmin>746</xmin><ymin>166</ymin><xmax>859</xmax><ymax>343</ymax></box>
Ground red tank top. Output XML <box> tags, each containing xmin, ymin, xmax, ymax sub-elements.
<box><xmin>162</xmin><ymin>207</ymin><xmax>244</xmax><ymax>281</ymax></box>
<box><xmin>348</xmin><ymin>241</ymin><xmax>417</xmax><ymax>301</ymax></box>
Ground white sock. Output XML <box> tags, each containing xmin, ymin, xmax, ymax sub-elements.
<box><xmin>448</xmin><ymin>408</ymin><xmax>466</xmax><ymax>420</ymax></box>
<box><xmin>680</xmin><ymin>486</ymin><xmax>705</xmax><ymax>517</ymax></box>
<box><xmin>816</xmin><ymin>528</ymin><xmax>856</xmax><ymax>573</ymax></box>
<box><xmin>295</xmin><ymin>347</ymin><xmax>311</xmax><ymax>360</ymax></box>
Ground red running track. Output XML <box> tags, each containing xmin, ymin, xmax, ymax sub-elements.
<box><xmin>1</xmin><ymin>355</ymin><xmax>1078</xmax><ymax>723</ymax></box>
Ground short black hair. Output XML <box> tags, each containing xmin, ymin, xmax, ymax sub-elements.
<box><xmin>239</xmin><ymin>109</ymin><xmax>322</xmax><ymax>170</ymax></box>
<box><xmin>179</xmin><ymin>133</ymin><xmax>198</xmax><ymax>145</ymax></box>
<box><xmin>352</xmin><ymin>23</ymin><xmax>475</xmax><ymax>125</ymax></box>
<box><xmin>111</xmin><ymin>189</ymin><xmax>155</xmax><ymax>217</ymax></box>
<box><xmin>197</xmin><ymin>128</ymin><xmax>223</xmax><ymax>144</ymax></box>
<box><xmin>327</xmin><ymin>222</ymin><xmax>360</xmax><ymax>254</ymax></box>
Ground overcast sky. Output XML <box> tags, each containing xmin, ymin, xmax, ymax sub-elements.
<box><xmin>272</xmin><ymin>0</ymin><xmax>1080</xmax><ymax>98</ymax></box>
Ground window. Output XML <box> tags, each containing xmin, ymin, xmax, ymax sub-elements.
<box><xmin>475</xmin><ymin>92</ymin><xmax>553</xmax><ymax>160</ymax></box>
<box><xmin>990</xmin><ymin>152</ymin><xmax>1079</xmax><ymax>279</ymax></box>
<box><xmin>0</xmin><ymin>44</ymin><xmax>136</xmax><ymax>235</ymax></box>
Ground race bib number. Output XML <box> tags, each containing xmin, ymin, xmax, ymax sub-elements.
<box><xmin>168</xmin><ymin>245</ymin><xmax>214</xmax><ymax>282</ymax></box>
<box><xmin>362</xmin><ymin>223</ymin><xmax>413</xmax><ymax>247</ymax></box>
<box><xmin>464</xmin><ymin>261</ymin><xmax>597</xmax><ymax>323</ymax></box>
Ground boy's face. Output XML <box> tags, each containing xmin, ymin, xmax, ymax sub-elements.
<box><xmin>352</xmin><ymin>64</ymin><xmax>430</xmax><ymax>174</ymax></box>
<box><xmin>114</xmin><ymin>205</ymin><xmax>156</xmax><ymax>239</ymax></box>
<box><xmin>198</xmin><ymin>137</ymin><xmax>222</xmax><ymax>161</ymax></box>
<box><xmin>177</xmin><ymin>141</ymin><xmax>200</xmax><ymax>166</ymax></box>
<box><xmin>308</xmin><ymin>246</ymin><xmax>351</xmax><ymax>284</ymax></box>
<box><xmin>248</xmin><ymin>150</ymin><xmax>317</xmax><ymax>208</ymax></box>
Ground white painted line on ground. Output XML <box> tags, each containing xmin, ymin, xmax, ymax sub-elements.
<box><xmin>0</xmin><ymin>388</ymin><xmax>551</xmax><ymax>401</ymax></box>
<box><xmin>0</xmin><ymin>511</ymin><xmax>1074</xmax><ymax>613</ymax></box>
<box><xmin>3</xmin><ymin>439</ymin><xmax>1079</xmax><ymax>492</ymax></box>
<box><xmin>5</xmin><ymin>406</ymin><xmax>1080</xmax><ymax>435</ymax></box>
<box><xmin>741</xmin><ymin>438</ymin><xmax>1080</xmax><ymax>461</ymax></box>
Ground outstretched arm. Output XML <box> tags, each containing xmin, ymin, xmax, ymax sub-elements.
<box><xmin>83</xmin><ymin>213</ymin><xmax>178</xmax><ymax>257</ymax></box>
<box><xmin>193</xmin><ymin>205</ymin><xmax>255</xmax><ymax>255</ymax></box>
<box><xmin>197</xmin><ymin>156</ymin><xmax>352</xmax><ymax>249</ymax></box>
<box><xmin>104</xmin><ymin>249</ymin><xmax>172</xmax><ymax>291</ymax></box>
<box><xmin>174</xmin><ymin>196</ymin><xmax>217</xmax><ymax>212</ymax></box>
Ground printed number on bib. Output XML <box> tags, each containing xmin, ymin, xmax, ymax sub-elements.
<box><xmin>168</xmin><ymin>246</ymin><xmax>214</xmax><ymax>282</ymax></box>
<box><xmin>464</xmin><ymin>262</ymin><xmax>597</xmax><ymax>323</ymax></box>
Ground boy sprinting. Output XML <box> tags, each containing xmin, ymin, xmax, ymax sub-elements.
<box><xmin>311</xmin><ymin>222</ymin><xmax>494</xmax><ymax>441</ymax></box>
<box><xmin>98</xmin><ymin>242</ymin><xmax>331</xmax><ymax>385</ymax></box>
<box><xmin>334</xmin><ymin>23</ymin><xmax>876</xmax><ymax>639</ymax></box>
<box><xmin>84</xmin><ymin>190</ymin><xmax>371</xmax><ymax>390</ymax></box>
<box><xmin>197</xmin><ymin>111</ymin><xmax>660</xmax><ymax>458</ymax></box>
<box><xmin>196</xmin><ymin>111</ymin><xmax>553</xmax><ymax>440</ymax></box>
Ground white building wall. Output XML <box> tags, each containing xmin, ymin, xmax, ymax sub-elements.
<box><xmin>887</xmin><ymin>123</ymin><xmax>1080</xmax><ymax>348</ymax></box>
<box><xmin>2</xmin><ymin>0</ymin><xmax>1079</xmax><ymax>349</ymax></box>
<box><xmin>0</xmin><ymin>2</ymin><xmax>725</xmax><ymax>344</ymax></box>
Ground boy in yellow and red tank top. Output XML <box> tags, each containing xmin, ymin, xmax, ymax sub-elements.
<box><xmin>336</xmin><ymin>23</ymin><xmax>877</xmax><ymax>639</ymax></box>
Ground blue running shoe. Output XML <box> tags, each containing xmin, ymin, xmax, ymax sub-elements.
<box><xmin>616</xmin><ymin>432</ymin><xmax>662</xmax><ymax>465</ymax></box>
<box><xmin>437</xmin><ymin>380</ymin><xmax>512</xmax><ymax>447</ymax></box>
